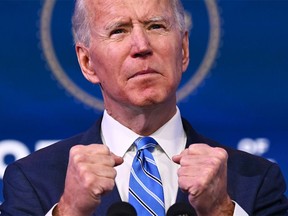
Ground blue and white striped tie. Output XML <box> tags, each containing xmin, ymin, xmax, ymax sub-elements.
<box><xmin>129</xmin><ymin>136</ymin><xmax>165</xmax><ymax>216</ymax></box>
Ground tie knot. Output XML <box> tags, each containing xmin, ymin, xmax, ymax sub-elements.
<box><xmin>134</xmin><ymin>136</ymin><xmax>158</xmax><ymax>151</ymax></box>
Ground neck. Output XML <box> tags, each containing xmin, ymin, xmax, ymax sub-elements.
<box><xmin>105</xmin><ymin>102</ymin><xmax>177</xmax><ymax>136</ymax></box>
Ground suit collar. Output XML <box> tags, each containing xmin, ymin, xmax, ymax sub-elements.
<box><xmin>79</xmin><ymin>116</ymin><xmax>103</xmax><ymax>145</ymax></box>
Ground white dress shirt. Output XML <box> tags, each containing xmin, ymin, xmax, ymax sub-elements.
<box><xmin>101</xmin><ymin>107</ymin><xmax>186</xmax><ymax>211</ymax></box>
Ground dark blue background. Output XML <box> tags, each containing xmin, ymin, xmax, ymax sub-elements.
<box><xmin>1</xmin><ymin>0</ymin><xmax>287</xmax><ymax>203</ymax></box>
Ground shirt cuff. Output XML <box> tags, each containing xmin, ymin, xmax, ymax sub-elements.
<box><xmin>233</xmin><ymin>201</ymin><xmax>248</xmax><ymax>216</ymax></box>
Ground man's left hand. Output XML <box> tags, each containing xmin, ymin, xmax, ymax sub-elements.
<box><xmin>172</xmin><ymin>144</ymin><xmax>235</xmax><ymax>216</ymax></box>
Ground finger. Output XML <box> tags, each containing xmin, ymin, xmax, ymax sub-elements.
<box><xmin>87</xmin><ymin>144</ymin><xmax>111</xmax><ymax>155</ymax></box>
<box><xmin>111</xmin><ymin>153</ymin><xmax>124</xmax><ymax>166</ymax></box>
<box><xmin>92</xmin><ymin>164</ymin><xmax>118</xmax><ymax>179</ymax></box>
<box><xmin>178</xmin><ymin>176</ymin><xmax>200</xmax><ymax>197</ymax></box>
<box><xmin>172</xmin><ymin>148</ymin><xmax>190</xmax><ymax>164</ymax></box>
<box><xmin>70</xmin><ymin>144</ymin><xmax>110</xmax><ymax>158</ymax></box>
<box><xmin>70</xmin><ymin>144</ymin><xmax>113</xmax><ymax>163</ymax></box>
<box><xmin>172</xmin><ymin>154</ymin><xmax>181</xmax><ymax>164</ymax></box>
<box><xmin>187</xmin><ymin>143</ymin><xmax>212</xmax><ymax>155</ymax></box>
<box><xmin>92</xmin><ymin>177</ymin><xmax>116</xmax><ymax>197</ymax></box>
<box><xmin>177</xmin><ymin>154</ymin><xmax>214</xmax><ymax>167</ymax></box>
<box><xmin>177</xmin><ymin>162</ymin><xmax>204</xmax><ymax>176</ymax></box>
<box><xmin>173</xmin><ymin>144</ymin><xmax>209</xmax><ymax>159</ymax></box>
<box><xmin>185</xmin><ymin>144</ymin><xmax>227</xmax><ymax>160</ymax></box>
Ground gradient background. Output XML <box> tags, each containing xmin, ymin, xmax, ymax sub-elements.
<box><xmin>0</xmin><ymin>0</ymin><xmax>288</xmax><ymax>203</ymax></box>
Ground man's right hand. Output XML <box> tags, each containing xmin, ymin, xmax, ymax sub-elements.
<box><xmin>55</xmin><ymin>144</ymin><xmax>123</xmax><ymax>216</ymax></box>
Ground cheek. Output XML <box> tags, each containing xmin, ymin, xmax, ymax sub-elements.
<box><xmin>90</xmin><ymin>47</ymin><xmax>122</xmax><ymax>79</ymax></box>
<box><xmin>155</xmin><ymin>36</ymin><xmax>182</xmax><ymax>63</ymax></box>
<box><xmin>160</xmin><ymin>44</ymin><xmax>183</xmax><ymax>78</ymax></box>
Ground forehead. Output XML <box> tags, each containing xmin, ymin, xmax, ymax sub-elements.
<box><xmin>86</xmin><ymin>0</ymin><xmax>174</xmax><ymax>23</ymax></box>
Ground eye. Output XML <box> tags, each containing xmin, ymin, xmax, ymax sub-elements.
<box><xmin>110</xmin><ymin>28</ymin><xmax>126</xmax><ymax>36</ymax></box>
<box><xmin>149</xmin><ymin>24</ymin><xmax>165</xmax><ymax>30</ymax></box>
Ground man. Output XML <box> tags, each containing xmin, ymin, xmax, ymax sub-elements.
<box><xmin>1</xmin><ymin>0</ymin><xmax>288</xmax><ymax>215</ymax></box>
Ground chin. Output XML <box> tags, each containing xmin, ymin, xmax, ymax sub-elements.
<box><xmin>131</xmin><ymin>95</ymin><xmax>170</xmax><ymax>108</ymax></box>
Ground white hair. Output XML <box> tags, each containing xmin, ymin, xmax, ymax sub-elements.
<box><xmin>72</xmin><ymin>0</ymin><xmax>189</xmax><ymax>46</ymax></box>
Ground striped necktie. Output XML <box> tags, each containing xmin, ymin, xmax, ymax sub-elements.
<box><xmin>128</xmin><ymin>136</ymin><xmax>165</xmax><ymax>216</ymax></box>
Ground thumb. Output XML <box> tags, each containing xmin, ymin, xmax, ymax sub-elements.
<box><xmin>172</xmin><ymin>154</ymin><xmax>181</xmax><ymax>164</ymax></box>
<box><xmin>112</xmin><ymin>153</ymin><xmax>124</xmax><ymax>166</ymax></box>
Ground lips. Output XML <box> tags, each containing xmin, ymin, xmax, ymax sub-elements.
<box><xmin>129</xmin><ymin>68</ymin><xmax>159</xmax><ymax>79</ymax></box>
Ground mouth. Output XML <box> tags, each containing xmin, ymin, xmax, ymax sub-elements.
<box><xmin>129</xmin><ymin>68</ymin><xmax>159</xmax><ymax>79</ymax></box>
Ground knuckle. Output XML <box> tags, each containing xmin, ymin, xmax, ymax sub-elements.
<box><xmin>77</xmin><ymin>163</ymin><xmax>90</xmax><ymax>179</ymax></box>
<box><xmin>79</xmin><ymin>171</ymin><xmax>94</xmax><ymax>189</ymax></box>
<box><xmin>96</xmin><ymin>145</ymin><xmax>110</xmax><ymax>154</ymax></box>
<box><xmin>188</xmin><ymin>144</ymin><xmax>198</xmax><ymax>152</ymax></box>
<box><xmin>208</xmin><ymin>156</ymin><xmax>222</xmax><ymax>167</ymax></box>
<box><xmin>70</xmin><ymin>146</ymin><xmax>78</xmax><ymax>156</ymax></box>
<box><xmin>72</xmin><ymin>154</ymin><xmax>82</xmax><ymax>164</ymax></box>
<box><xmin>70</xmin><ymin>151</ymin><xmax>85</xmax><ymax>165</ymax></box>
<box><xmin>112</xmin><ymin>169</ymin><xmax>117</xmax><ymax>178</ymax></box>
<box><xmin>93</xmin><ymin>179</ymin><xmax>115</xmax><ymax>195</ymax></box>
<box><xmin>215</xmin><ymin>147</ymin><xmax>228</xmax><ymax>159</ymax></box>
<box><xmin>70</xmin><ymin>145</ymin><xmax>84</xmax><ymax>157</ymax></box>
<box><xmin>107</xmin><ymin>179</ymin><xmax>116</xmax><ymax>190</ymax></box>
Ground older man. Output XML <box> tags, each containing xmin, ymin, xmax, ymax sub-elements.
<box><xmin>1</xmin><ymin>0</ymin><xmax>288</xmax><ymax>215</ymax></box>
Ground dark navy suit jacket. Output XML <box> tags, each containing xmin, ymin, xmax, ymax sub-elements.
<box><xmin>1</xmin><ymin>118</ymin><xmax>288</xmax><ymax>215</ymax></box>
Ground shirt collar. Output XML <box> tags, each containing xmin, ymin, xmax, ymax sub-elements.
<box><xmin>101</xmin><ymin>107</ymin><xmax>186</xmax><ymax>159</ymax></box>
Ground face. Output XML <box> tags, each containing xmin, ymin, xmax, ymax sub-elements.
<box><xmin>77</xmin><ymin>0</ymin><xmax>189</xmax><ymax>112</ymax></box>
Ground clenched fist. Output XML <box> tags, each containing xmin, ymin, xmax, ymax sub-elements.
<box><xmin>55</xmin><ymin>144</ymin><xmax>123</xmax><ymax>216</ymax></box>
<box><xmin>172</xmin><ymin>144</ymin><xmax>234</xmax><ymax>216</ymax></box>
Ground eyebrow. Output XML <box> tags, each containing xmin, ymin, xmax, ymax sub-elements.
<box><xmin>143</xmin><ymin>16</ymin><xmax>170</xmax><ymax>25</ymax></box>
<box><xmin>104</xmin><ymin>16</ymin><xmax>170</xmax><ymax>31</ymax></box>
<box><xmin>104</xmin><ymin>18</ymin><xmax>132</xmax><ymax>31</ymax></box>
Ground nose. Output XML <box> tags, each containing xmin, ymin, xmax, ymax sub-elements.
<box><xmin>130</xmin><ymin>27</ymin><xmax>152</xmax><ymax>58</ymax></box>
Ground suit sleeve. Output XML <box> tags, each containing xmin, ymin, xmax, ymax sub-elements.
<box><xmin>253</xmin><ymin>163</ymin><xmax>288</xmax><ymax>215</ymax></box>
<box><xmin>0</xmin><ymin>163</ymin><xmax>46</xmax><ymax>216</ymax></box>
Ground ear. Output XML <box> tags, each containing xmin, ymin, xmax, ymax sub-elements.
<box><xmin>75</xmin><ymin>43</ymin><xmax>100</xmax><ymax>84</ymax></box>
<box><xmin>181</xmin><ymin>31</ymin><xmax>190</xmax><ymax>73</ymax></box>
